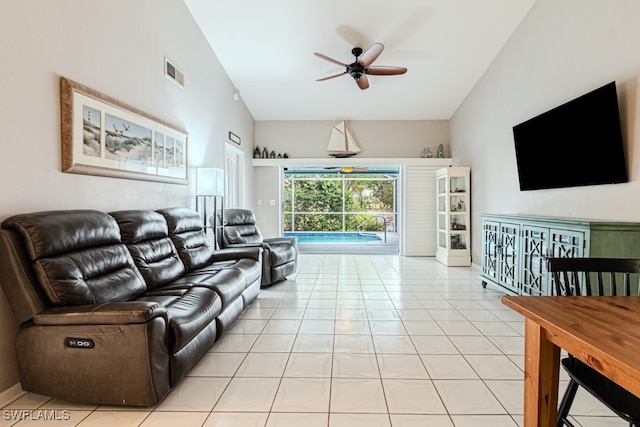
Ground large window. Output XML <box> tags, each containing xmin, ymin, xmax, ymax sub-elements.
<box><xmin>282</xmin><ymin>171</ymin><xmax>398</xmax><ymax>232</ymax></box>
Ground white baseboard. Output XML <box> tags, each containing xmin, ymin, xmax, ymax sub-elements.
<box><xmin>0</xmin><ymin>383</ymin><xmax>25</xmax><ymax>407</ymax></box>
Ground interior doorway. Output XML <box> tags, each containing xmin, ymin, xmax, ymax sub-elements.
<box><xmin>224</xmin><ymin>142</ymin><xmax>245</xmax><ymax>208</ymax></box>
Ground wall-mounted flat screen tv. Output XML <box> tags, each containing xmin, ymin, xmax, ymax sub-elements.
<box><xmin>513</xmin><ymin>81</ymin><xmax>627</xmax><ymax>191</ymax></box>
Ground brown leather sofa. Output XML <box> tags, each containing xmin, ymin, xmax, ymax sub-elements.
<box><xmin>0</xmin><ymin>207</ymin><xmax>261</xmax><ymax>406</ymax></box>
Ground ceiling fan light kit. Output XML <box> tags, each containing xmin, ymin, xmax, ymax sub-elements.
<box><xmin>314</xmin><ymin>43</ymin><xmax>407</xmax><ymax>90</ymax></box>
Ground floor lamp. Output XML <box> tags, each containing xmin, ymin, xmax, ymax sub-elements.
<box><xmin>196</xmin><ymin>167</ymin><xmax>224</xmax><ymax>249</ymax></box>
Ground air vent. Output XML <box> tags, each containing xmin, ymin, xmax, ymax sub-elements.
<box><xmin>164</xmin><ymin>58</ymin><xmax>184</xmax><ymax>87</ymax></box>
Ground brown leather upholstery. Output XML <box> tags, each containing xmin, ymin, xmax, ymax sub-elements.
<box><xmin>158</xmin><ymin>208</ymin><xmax>262</xmax><ymax>310</ymax></box>
<box><xmin>111</xmin><ymin>210</ymin><xmax>185</xmax><ymax>290</ymax></box>
<box><xmin>219</xmin><ymin>209</ymin><xmax>297</xmax><ymax>286</ymax></box>
<box><xmin>158</xmin><ymin>207</ymin><xmax>216</xmax><ymax>272</ymax></box>
<box><xmin>0</xmin><ymin>208</ymin><xmax>262</xmax><ymax>406</ymax></box>
<box><xmin>3</xmin><ymin>210</ymin><xmax>146</xmax><ymax>306</ymax></box>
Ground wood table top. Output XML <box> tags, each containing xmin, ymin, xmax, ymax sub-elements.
<box><xmin>502</xmin><ymin>296</ymin><xmax>640</xmax><ymax>398</ymax></box>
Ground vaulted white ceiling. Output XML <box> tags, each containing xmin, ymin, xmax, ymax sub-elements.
<box><xmin>184</xmin><ymin>0</ymin><xmax>535</xmax><ymax>121</ymax></box>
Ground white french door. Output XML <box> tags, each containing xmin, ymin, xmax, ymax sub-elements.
<box><xmin>224</xmin><ymin>143</ymin><xmax>245</xmax><ymax>208</ymax></box>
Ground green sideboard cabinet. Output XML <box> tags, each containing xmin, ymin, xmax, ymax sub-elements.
<box><xmin>480</xmin><ymin>214</ymin><xmax>640</xmax><ymax>296</ymax></box>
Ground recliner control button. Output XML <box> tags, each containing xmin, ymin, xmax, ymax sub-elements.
<box><xmin>64</xmin><ymin>338</ymin><xmax>94</xmax><ymax>349</ymax></box>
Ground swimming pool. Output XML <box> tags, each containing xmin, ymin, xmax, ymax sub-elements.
<box><xmin>284</xmin><ymin>232</ymin><xmax>382</xmax><ymax>244</ymax></box>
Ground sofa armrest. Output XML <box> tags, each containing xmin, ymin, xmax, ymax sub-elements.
<box><xmin>33</xmin><ymin>301</ymin><xmax>168</xmax><ymax>326</ymax></box>
<box><xmin>264</xmin><ymin>237</ymin><xmax>297</xmax><ymax>247</ymax></box>
<box><xmin>223</xmin><ymin>242</ymin><xmax>266</xmax><ymax>249</ymax></box>
<box><xmin>212</xmin><ymin>246</ymin><xmax>263</xmax><ymax>263</ymax></box>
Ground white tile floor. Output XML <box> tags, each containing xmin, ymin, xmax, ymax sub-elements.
<box><xmin>0</xmin><ymin>255</ymin><xmax>627</xmax><ymax>426</ymax></box>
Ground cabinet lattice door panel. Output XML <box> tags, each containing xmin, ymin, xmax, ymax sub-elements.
<box><xmin>521</xmin><ymin>226</ymin><xmax>550</xmax><ymax>296</ymax></box>
<box><xmin>550</xmin><ymin>229</ymin><xmax>584</xmax><ymax>258</ymax></box>
<box><xmin>498</xmin><ymin>223</ymin><xmax>520</xmax><ymax>294</ymax></box>
<box><xmin>480</xmin><ymin>214</ymin><xmax>640</xmax><ymax>295</ymax></box>
<box><xmin>482</xmin><ymin>221</ymin><xmax>499</xmax><ymax>282</ymax></box>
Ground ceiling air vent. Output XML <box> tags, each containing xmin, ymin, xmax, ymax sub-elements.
<box><xmin>164</xmin><ymin>58</ymin><xmax>184</xmax><ymax>87</ymax></box>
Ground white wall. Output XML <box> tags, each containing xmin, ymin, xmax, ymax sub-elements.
<box><xmin>253</xmin><ymin>166</ymin><xmax>282</xmax><ymax>238</ymax></box>
<box><xmin>255</xmin><ymin>120</ymin><xmax>449</xmax><ymax>159</ymax></box>
<box><xmin>450</xmin><ymin>0</ymin><xmax>640</xmax><ymax>264</ymax></box>
<box><xmin>0</xmin><ymin>0</ymin><xmax>255</xmax><ymax>396</ymax></box>
<box><xmin>253</xmin><ymin>120</ymin><xmax>449</xmax><ymax>235</ymax></box>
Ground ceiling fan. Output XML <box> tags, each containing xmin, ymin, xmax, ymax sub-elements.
<box><xmin>314</xmin><ymin>43</ymin><xmax>407</xmax><ymax>90</ymax></box>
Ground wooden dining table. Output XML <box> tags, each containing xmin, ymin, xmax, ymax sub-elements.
<box><xmin>501</xmin><ymin>295</ymin><xmax>640</xmax><ymax>427</ymax></box>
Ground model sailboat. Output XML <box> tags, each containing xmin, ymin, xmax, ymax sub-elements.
<box><xmin>326</xmin><ymin>121</ymin><xmax>362</xmax><ymax>158</ymax></box>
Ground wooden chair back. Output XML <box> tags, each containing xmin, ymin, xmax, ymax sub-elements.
<box><xmin>547</xmin><ymin>257</ymin><xmax>640</xmax><ymax>296</ymax></box>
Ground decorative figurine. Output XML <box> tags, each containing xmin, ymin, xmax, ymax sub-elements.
<box><xmin>277</xmin><ymin>153</ymin><xmax>282</xmax><ymax>159</ymax></box>
<box><xmin>437</xmin><ymin>144</ymin><xmax>445</xmax><ymax>158</ymax></box>
<box><xmin>261</xmin><ymin>147</ymin><xmax>268</xmax><ymax>159</ymax></box>
<box><xmin>421</xmin><ymin>147</ymin><xmax>433</xmax><ymax>158</ymax></box>
<box><xmin>253</xmin><ymin>146</ymin><xmax>261</xmax><ymax>159</ymax></box>
<box><xmin>283</xmin><ymin>153</ymin><xmax>289</xmax><ymax>158</ymax></box>
<box><xmin>269</xmin><ymin>150</ymin><xmax>276</xmax><ymax>159</ymax></box>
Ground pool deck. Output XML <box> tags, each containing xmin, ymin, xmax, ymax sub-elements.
<box><xmin>296</xmin><ymin>232</ymin><xmax>399</xmax><ymax>254</ymax></box>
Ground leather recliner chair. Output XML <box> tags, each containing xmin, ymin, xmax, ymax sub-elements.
<box><xmin>217</xmin><ymin>209</ymin><xmax>297</xmax><ymax>286</ymax></box>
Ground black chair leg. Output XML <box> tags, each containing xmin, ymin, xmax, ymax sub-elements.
<box><xmin>557</xmin><ymin>379</ymin><xmax>579</xmax><ymax>427</ymax></box>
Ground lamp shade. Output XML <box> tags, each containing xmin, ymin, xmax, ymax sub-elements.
<box><xmin>196</xmin><ymin>167</ymin><xmax>224</xmax><ymax>196</ymax></box>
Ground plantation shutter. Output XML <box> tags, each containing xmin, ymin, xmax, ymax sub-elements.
<box><xmin>401</xmin><ymin>165</ymin><xmax>438</xmax><ymax>256</ymax></box>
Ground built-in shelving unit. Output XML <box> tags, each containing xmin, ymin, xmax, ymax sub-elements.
<box><xmin>435</xmin><ymin>167</ymin><xmax>471</xmax><ymax>266</ymax></box>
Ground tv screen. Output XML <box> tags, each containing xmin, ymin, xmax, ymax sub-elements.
<box><xmin>513</xmin><ymin>82</ymin><xmax>627</xmax><ymax>191</ymax></box>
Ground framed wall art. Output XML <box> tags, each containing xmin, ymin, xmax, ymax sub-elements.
<box><xmin>60</xmin><ymin>77</ymin><xmax>188</xmax><ymax>184</ymax></box>
<box><xmin>228</xmin><ymin>131</ymin><xmax>241</xmax><ymax>145</ymax></box>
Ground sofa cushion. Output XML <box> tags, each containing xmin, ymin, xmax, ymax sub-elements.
<box><xmin>137</xmin><ymin>286</ymin><xmax>222</xmax><ymax>353</ymax></box>
<box><xmin>224</xmin><ymin>226</ymin><xmax>263</xmax><ymax>245</ymax></box>
<box><xmin>157</xmin><ymin>208</ymin><xmax>214</xmax><ymax>272</ymax></box>
<box><xmin>110</xmin><ymin>210</ymin><xmax>185</xmax><ymax>289</ymax></box>
<box><xmin>176</xmin><ymin>268</ymin><xmax>246</xmax><ymax>308</ymax></box>
<box><xmin>2</xmin><ymin>210</ymin><xmax>146</xmax><ymax>306</ymax></box>
<box><xmin>3</xmin><ymin>210</ymin><xmax>121</xmax><ymax>259</ymax></box>
<box><xmin>224</xmin><ymin>209</ymin><xmax>255</xmax><ymax>226</ymax></box>
<box><xmin>223</xmin><ymin>209</ymin><xmax>264</xmax><ymax>245</ymax></box>
<box><xmin>227</xmin><ymin>258</ymin><xmax>262</xmax><ymax>289</ymax></box>
<box><xmin>35</xmin><ymin>245</ymin><xmax>148</xmax><ymax>306</ymax></box>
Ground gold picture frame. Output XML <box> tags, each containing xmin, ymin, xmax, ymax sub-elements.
<box><xmin>60</xmin><ymin>77</ymin><xmax>188</xmax><ymax>184</ymax></box>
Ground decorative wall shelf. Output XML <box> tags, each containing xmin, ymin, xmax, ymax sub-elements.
<box><xmin>253</xmin><ymin>158</ymin><xmax>453</xmax><ymax>167</ymax></box>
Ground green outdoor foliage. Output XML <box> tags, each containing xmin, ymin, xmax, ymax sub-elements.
<box><xmin>283</xmin><ymin>174</ymin><xmax>396</xmax><ymax>232</ymax></box>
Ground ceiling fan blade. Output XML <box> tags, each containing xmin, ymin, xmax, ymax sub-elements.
<box><xmin>358</xmin><ymin>43</ymin><xmax>384</xmax><ymax>67</ymax></box>
<box><xmin>356</xmin><ymin>74</ymin><xmax>369</xmax><ymax>90</ymax></box>
<box><xmin>314</xmin><ymin>52</ymin><xmax>347</xmax><ymax>67</ymax></box>
<box><xmin>367</xmin><ymin>66</ymin><xmax>408</xmax><ymax>76</ymax></box>
<box><xmin>316</xmin><ymin>72</ymin><xmax>347</xmax><ymax>82</ymax></box>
